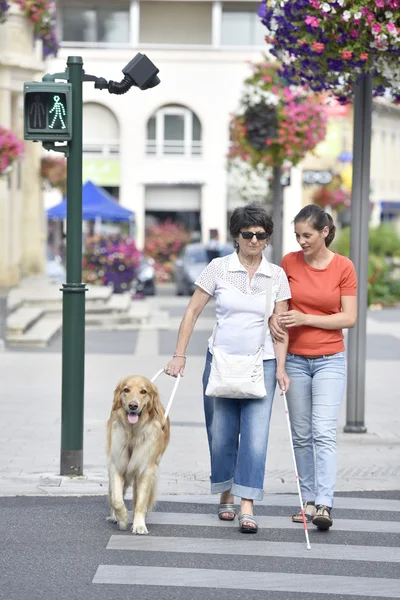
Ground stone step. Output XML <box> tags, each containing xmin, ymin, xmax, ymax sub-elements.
<box><xmin>7</xmin><ymin>307</ymin><xmax>44</xmax><ymax>335</ymax></box>
<box><xmin>86</xmin><ymin>293</ymin><xmax>132</xmax><ymax>315</ymax></box>
<box><xmin>10</xmin><ymin>283</ymin><xmax>113</xmax><ymax>309</ymax></box>
<box><xmin>85</xmin><ymin>301</ymin><xmax>151</xmax><ymax>326</ymax></box>
<box><xmin>7</xmin><ymin>316</ymin><xmax>62</xmax><ymax>348</ymax></box>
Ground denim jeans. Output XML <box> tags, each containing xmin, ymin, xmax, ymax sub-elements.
<box><xmin>202</xmin><ymin>350</ymin><xmax>277</xmax><ymax>501</ymax></box>
<box><xmin>285</xmin><ymin>352</ymin><xmax>346</xmax><ymax>508</ymax></box>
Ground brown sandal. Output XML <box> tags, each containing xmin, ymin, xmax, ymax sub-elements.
<box><xmin>292</xmin><ymin>502</ymin><xmax>316</xmax><ymax>523</ymax></box>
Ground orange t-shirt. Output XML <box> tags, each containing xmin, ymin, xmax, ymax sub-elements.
<box><xmin>281</xmin><ymin>251</ymin><xmax>357</xmax><ymax>356</ymax></box>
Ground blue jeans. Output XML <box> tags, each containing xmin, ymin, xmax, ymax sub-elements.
<box><xmin>202</xmin><ymin>350</ymin><xmax>277</xmax><ymax>501</ymax></box>
<box><xmin>285</xmin><ymin>352</ymin><xmax>346</xmax><ymax>508</ymax></box>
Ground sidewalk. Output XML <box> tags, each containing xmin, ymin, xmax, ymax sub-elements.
<box><xmin>1</xmin><ymin>316</ymin><xmax>399</xmax><ymax>497</ymax></box>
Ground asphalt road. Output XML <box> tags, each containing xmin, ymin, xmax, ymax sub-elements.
<box><xmin>1</xmin><ymin>491</ymin><xmax>400</xmax><ymax>600</ymax></box>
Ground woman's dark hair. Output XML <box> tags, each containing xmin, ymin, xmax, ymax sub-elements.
<box><xmin>294</xmin><ymin>204</ymin><xmax>336</xmax><ymax>247</ymax></box>
<box><xmin>229</xmin><ymin>202</ymin><xmax>274</xmax><ymax>240</ymax></box>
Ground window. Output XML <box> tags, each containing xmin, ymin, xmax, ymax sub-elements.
<box><xmin>146</xmin><ymin>106</ymin><xmax>202</xmax><ymax>156</ymax></box>
<box><xmin>221</xmin><ymin>3</ymin><xmax>266</xmax><ymax>46</ymax></box>
<box><xmin>140</xmin><ymin>2</ymin><xmax>212</xmax><ymax>45</ymax></box>
<box><xmin>62</xmin><ymin>6</ymin><xmax>129</xmax><ymax>43</ymax></box>
<box><xmin>83</xmin><ymin>103</ymin><xmax>120</xmax><ymax>155</ymax></box>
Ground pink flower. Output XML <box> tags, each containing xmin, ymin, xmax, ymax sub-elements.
<box><xmin>360</xmin><ymin>53</ymin><xmax>369</xmax><ymax>61</ymax></box>
<box><xmin>373</xmin><ymin>23</ymin><xmax>382</xmax><ymax>34</ymax></box>
<box><xmin>312</xmin><ymin>41</ymin><xmax>325</xmax><ymax>53</ymax></box>
<box><xmin>350</xmin><ymin>29</ymin><xmax>359</xmax><ymax>38</ymax></box>
<box><xmin>387</xmin><ymin>22</ymin><xmax>396</xmax><ymax>32</ymax></box>
<box><xmin>375</xmin><ymin>0</ymin><xmax>384</xmax><ymax>6</ymax></box>
<box><xmin>305</xmin><ymin>15</ymin><xmax>320</xmax><ymax>28</ymax></box>
<box><xmin>341</xmin><ymin>50</ymin><xmax>353</xmax><ymax>60</ymax></box>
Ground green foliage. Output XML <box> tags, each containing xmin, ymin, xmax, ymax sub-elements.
<box><xmin>333</xmin><ymin>224</ymin><xmax>400</xmax><ymax>306</ymax></box>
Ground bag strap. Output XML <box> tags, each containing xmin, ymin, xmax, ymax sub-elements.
<box><xmin>210</xmin><ymin>274</ymin><xmax>273</xmax><ymax>349</ymax></box>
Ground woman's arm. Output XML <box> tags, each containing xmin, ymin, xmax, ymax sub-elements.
<box><xmin>272</xmin><ymin>301</ymin><xmax>290</xmax><ymax>392</ymax></box>
<box><xmin>165</xmin><ymin>286</ymin><xmax>212</xmax><ymax>376</ymax></box>
<box><xmin>279</xmin><ymin>296</ymin><xmax>357</xmax><ymax>330</ymax></box>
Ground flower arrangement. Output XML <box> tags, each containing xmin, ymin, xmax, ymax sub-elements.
<box><xmin>144</xmin><ymin>220</ymin><xmax>191</xmax><ymax>282</ymax></box>
<box><xmin>40</xmin><ymin>156</ymin><xmax>67</xmax><ymax>194</ymax></box>
<box><xmin>82</xmin><ymin>235</ymin><xmax>142</xmax><ymax>293</ymax></box>
<box><xmin>228</xmin><ymin>61</ymin><xmax>327</xmax><ymax>169</ymax></box>
<box><xmin>258</xmin><ymin>0</ymin><xmax>400</xmax><ymax>102</ymax></box>
<box><xmin>312</xmin><ymin>184</ymin><xmax>351</xmax><ymax>210</ymax></box>
<box><xmin>0</xmin><ymin>0</ymin><xmax>10</xmax><ymax>22</ymax></box>
<box><xmin>11</xmin><ymin>0</ymin><xmax>59</xmax><ymax>57</ymax></box>
<box><xmin>0</xmin><ymin>126</ymin><xmax>24</xmax><ymax>175</ymax></box>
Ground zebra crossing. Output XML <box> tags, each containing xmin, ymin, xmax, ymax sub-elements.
<box><xmin>92</xmin><ymin>493</ymin><xmax>400</xmax><ymax>599</ymax></box>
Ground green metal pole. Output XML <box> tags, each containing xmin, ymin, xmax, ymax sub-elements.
<box><xmin>60</xmin><ymin>56</ymin><xmax>86</xmax><ymax>475</ymax></box>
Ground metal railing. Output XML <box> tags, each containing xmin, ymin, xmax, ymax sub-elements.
<box><xmin>146</xmin><ymin>139</ymin><xmax>202</xmax><ymax>156</ymax></box>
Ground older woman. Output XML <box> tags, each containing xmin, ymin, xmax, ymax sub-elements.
<box><xmin>164</xmin><ymin>202</ymin><xmax>291</xmax><ymax>533</ymax></box>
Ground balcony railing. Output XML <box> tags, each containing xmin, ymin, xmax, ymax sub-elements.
<box><xmin>146</xmin><ymin>140</ymin><xmax>202</xmax><ymax>156</ymax></box>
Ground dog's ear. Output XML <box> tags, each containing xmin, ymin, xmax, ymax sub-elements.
<box><xmin>148</xmin><ymin>380</ymin><xmax>163</xmax><ymax>418</ymax></box>
<box><xmin>112</xmin><ymin>379</ymin><xmax>125</xmax><ymax>411</ymax></box>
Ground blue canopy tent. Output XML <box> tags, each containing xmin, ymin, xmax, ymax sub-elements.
<box><xmin>47</xmin><ymin>180</ymin><xmax>134</xmax><ymax>222</ymax></box>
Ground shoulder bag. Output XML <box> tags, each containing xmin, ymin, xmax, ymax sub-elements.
<box><xmin>205</xmin><ymin>276</ymin><xmax>273</xmax><ymax>399</ymax></box>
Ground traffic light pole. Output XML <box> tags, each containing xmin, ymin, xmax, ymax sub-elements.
<box><xmin>60</xmin><ymin>56</ymin><xmax>86</xmax><ymax>475</ymax></box>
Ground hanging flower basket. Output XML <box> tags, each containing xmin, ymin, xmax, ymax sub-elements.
<box><xmin>258</xmin><ymin>0</ymin><xmax>400</xmax><ymax>103</ymax></box>
<box><xmin>11</xmin><ymin>0</ymin><xmax>59</xmax><ymax>57</ymax></box>
<box><xmin>0</xmin><ymin>126</ymin><xmax>24</xmax><ymax>176</ymax></box>
<box><xmin>228</xmin><ymin>61</ymin><xmax>327</xmax><ymax>170</ymax></box>
<box><xmin>41</xmin><ymin>156</ymin><xmax>67</xmax><ymax>194</ymax></box>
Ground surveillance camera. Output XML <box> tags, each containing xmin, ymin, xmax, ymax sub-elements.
<box><xmin>98</xmin><ymin>53</ymin><xmax>160</xmax><ymax>95</ymax></box>
<box><xmin>123</xmin><ymin>54</ymin><xmax>160</xmax><ymax>90</ymax></box>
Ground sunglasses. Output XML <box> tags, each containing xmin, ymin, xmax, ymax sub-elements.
<box><xmin>239</xmin><ymin>231</ymin><xmax>268</xmax><ymax>241</ymax></box>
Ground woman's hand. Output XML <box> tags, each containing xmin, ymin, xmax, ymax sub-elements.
<box><xmin>278</xmin><ymin>310</ymin><xmax>308</xmax><ymax>328</ymax></box>
<box><xmin>269</xmin><ymin>312</ymin><xmax>286</xmax><ymax>343</ymax></box>
<box><xmin>277</xmin><ymin>368</ymin><xmax>290</xmax><ymax>394</ymax></box>
<box><xmin>164</xmin><ymin>356</ymin><xmax>186</xmax><ymax>377</ymax></box>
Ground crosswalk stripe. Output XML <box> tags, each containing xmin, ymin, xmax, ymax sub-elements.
<box><xmin>157</xmin><ymin>494</ymin><xmax>400</xmax><ymax>512</ymax></box>
<box><xmin>107</xmin><ymin>535</ymin><xmax>400</xmax><ymax>563</ymax></box>
<box><xmin>92</xmin><ymin>565</ymin><xmax>400</xmax><ymax>597</ymax></box>
<box><xmin>142</xmin><ymin>512</ymin><xmax>400</xmax><ymax>534</ymax></box>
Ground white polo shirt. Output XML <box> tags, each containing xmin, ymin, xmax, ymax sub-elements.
<box><xmin>195</xmin><ymin>251</ymin><xmax>291</xmax><ymax>360</ymax></box>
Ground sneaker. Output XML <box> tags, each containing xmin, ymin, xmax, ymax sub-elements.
<box><xmin>292</xmin><ymin>502</ymin><xmax>316</xmax><ymax>523</ymax></box>
<box><xmin>312</xmin><ymin>505</ymin><xmax>333</xmax><ymax>530</ymax></box>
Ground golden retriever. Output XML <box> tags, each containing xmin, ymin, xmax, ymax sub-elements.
<box><xmin>106</xmin><ymin>375</ymin><xmax>170</xmax><ymax>534</ymax></box>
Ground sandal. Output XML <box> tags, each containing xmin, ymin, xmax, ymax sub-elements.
<box><xmin>218</xmin><ymin>503</ymin><xmax>236</xmax><ymax>521</ymax></box>
<box><xmin>238</xmin><ymin>513</ymin><xmax>258</xmax><ymax>534</ymax></box>
<box><xmin>292</xmin><ymin>502</ymin><xmax>316</xmax><ymax>523</ymax></box>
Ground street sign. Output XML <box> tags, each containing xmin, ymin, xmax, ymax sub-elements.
<box><xmin>302</xmin><ymin>169</ymin><xmax>333</xmax><ymax>185</ymax></box>
<box><xmin>24</xmin><ymin>82</ymin><xmax>72</xmax><ymax>141</ymax></box>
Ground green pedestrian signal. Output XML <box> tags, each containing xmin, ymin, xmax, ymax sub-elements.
<box><xmin>24</xmin><ymin>82</ymin><xmax>72</xmax><ymax>141</ymax></box>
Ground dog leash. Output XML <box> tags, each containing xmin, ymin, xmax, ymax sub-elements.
<box><xmin>151</xmin><ymin>369</ymin><xmax>181</xmax><ymax>419</ymax></box>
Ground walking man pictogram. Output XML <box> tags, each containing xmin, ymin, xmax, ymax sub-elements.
<box><xmin>29</xmin><ymin>95</ymin><xmax>45</xmax><ymax>128</ymax></box>
<box><xmin>49</xmin><ymin>95</ymin><xmax>66</xmax><ymax>129</ymax></box>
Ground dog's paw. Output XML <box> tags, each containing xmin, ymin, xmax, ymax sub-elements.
<box><xmin>132</xmin><ymin>522</ymin><xmax>148</xmax><ymax>535</ymax></box>
<box><xmin>106</xmin><ymin>515</ymin><xmax>118</xmax><ymax>524</ymax></box>
<box><xmin>118</xmin><ymin>520</ymin><xmax>129</xmax><ymax>531</ymax></box>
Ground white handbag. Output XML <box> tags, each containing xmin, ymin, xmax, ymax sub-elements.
<box><xmin>205</xmin><ymin>276</ymin><xmax>272</xmax><ymax>400</ymax></box>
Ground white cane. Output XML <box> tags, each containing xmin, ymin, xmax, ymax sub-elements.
<box><xmin>282</xmin><ymin>391</ymin><xmax>312</xmax><ymax>551</ymax></box>
<box><xmin>151</xmin><ymin>369</ymin><xmax>181</xmax><ymax>419</ymax></box>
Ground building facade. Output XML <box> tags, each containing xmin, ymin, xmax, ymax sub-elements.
<box><xmin>48</xmin><ymin>0</ymin><xmax>400</xmax><ymax>253</ymax></box>
<box><xmin>0</xmin><ymin>4</ymin><xmax>46</xmax><ymax>286</ymax></box>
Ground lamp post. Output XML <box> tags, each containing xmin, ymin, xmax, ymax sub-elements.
<box><xmin>24</xmin><ymin>53</ymin><xmax>161</xmax><ymax>475</ymax></box>
<box><xmin>344</xmin><ymin>75</ymin><xmax>372</xmax><ymax>433</ymax></box>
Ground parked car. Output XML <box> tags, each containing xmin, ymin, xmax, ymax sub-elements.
<box><xmin>131</xmin><ymin>256</ymin><xmax>156</xmax><ymax>296</ymax></box>
<box><xmin>175</xmin><ymin>243</ymin><xmax>233</xmax><ymax>296</ymax></box>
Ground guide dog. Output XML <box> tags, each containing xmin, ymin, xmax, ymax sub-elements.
<box><xmin>106</xmin><ymin>375</ymin><xmax>170</xmax><ymax>534</ymax></box>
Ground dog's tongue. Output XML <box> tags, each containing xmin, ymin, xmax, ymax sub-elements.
<box><xmin>128</xmin><ymin>413</ymin><xmax>139</xmax><ymax>424</ymax></box>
